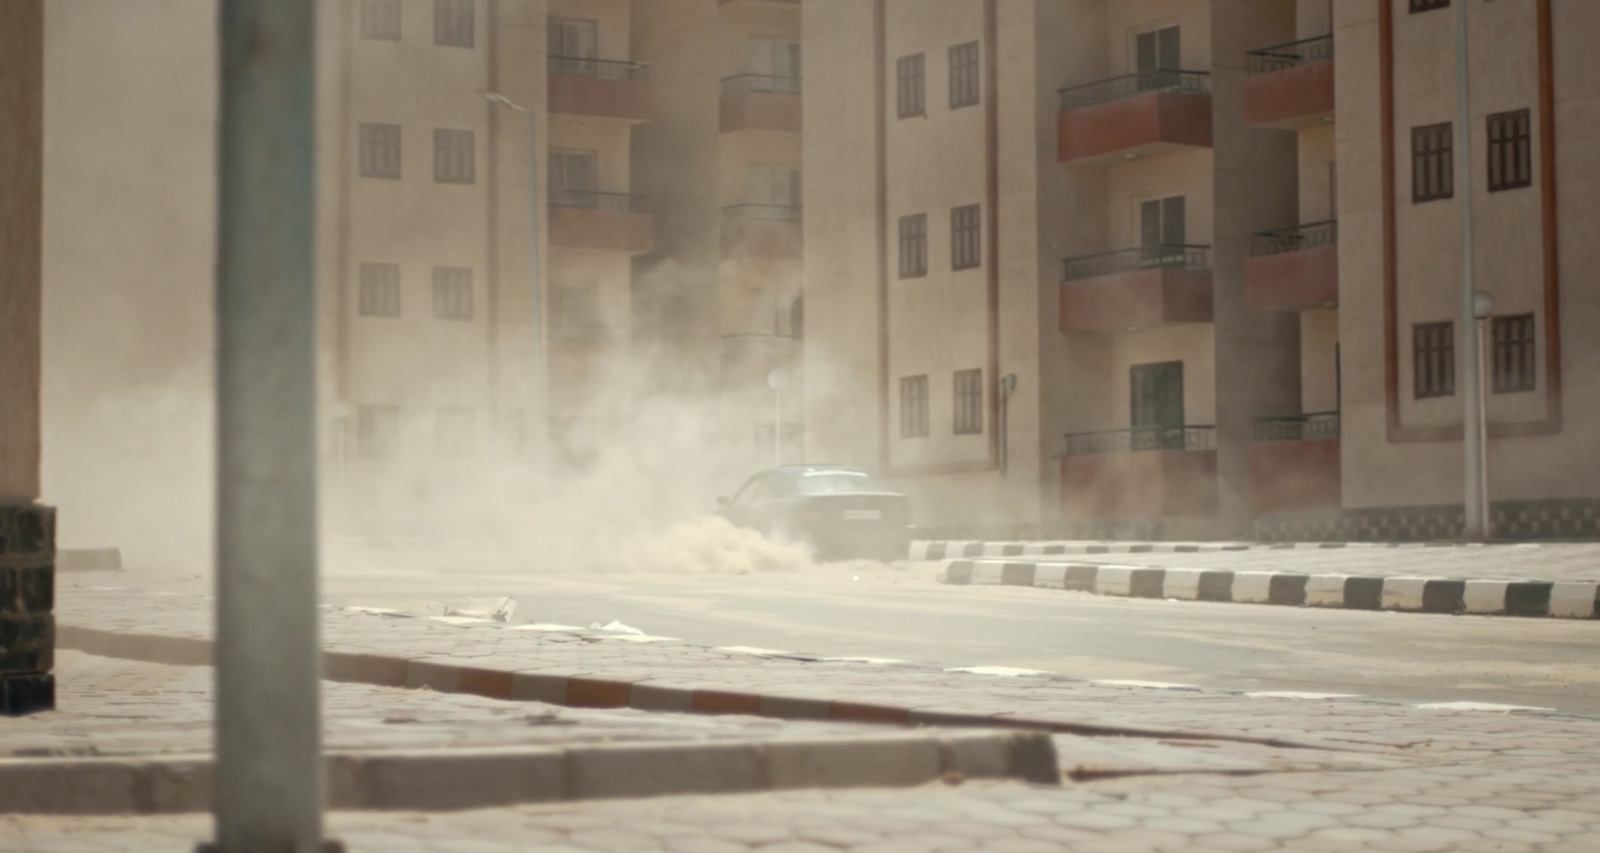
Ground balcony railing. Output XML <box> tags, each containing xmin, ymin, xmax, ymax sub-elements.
<box><xmin>723</xmin><ymin>203</ymin><xmax>802</xmax><ymax>222</ymax></box>
<box><xmin>1253</xmin><ymin>412</ymin><xmax>1341</xmax><ymax>443</ymax></box>
<box><xmin>1058</xmin><ymin>69</ymin><xmax>1210</xmax><ymax>111</ymax></box>
<box><xmin>1246</xmin><ymin>34</ymin><xmax>1333</xmax><ymax>76</ymax></box>
<box><xmin>1064</xmin><ymin>425</ymin><xmax>1216</xmax><ymax>457</ymax></box>
<box><xmin>722</xmin><ymin>73</ymin><xmax>802</xmax><ymax>96</ymax></box>
<box><xmin>1250</xmin><ymin>220</ymin><xmax>1337</xmax><ymax>258</ymax></box>
<box><xmin>548</xmin><ymin>190</ymin><xmax>650</xmax><ymax>212</ymax></box>
<box><xmin>548</xmin><ymin>56</ymin><xmax>651</xmax><ymax>81</ymax></box>
<box><xmin>1063</xmin><ymin>244</ymin><xmax>1211</xmax><ymax>282</ymax></box>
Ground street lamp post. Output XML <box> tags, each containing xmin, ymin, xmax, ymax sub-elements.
<box><xmin>1455</xmin><ymin>0</ymin><xmax>1489</xmax><ymax>541</ymax></box>
<box><xmin>482</xmin><ymin>91</ymin><xmax>547</xmax><ymax>461</ymax></box>
<box><xmin>212</xmin><ymin>0</ymin><xmax>327</xmax><ymax>850</ymax></box>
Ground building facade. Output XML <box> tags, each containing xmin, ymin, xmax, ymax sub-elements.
<box><xmin>802</xmin><ymin>0</ymin><xmax>1600</xmax><ymax>542</ymax></box>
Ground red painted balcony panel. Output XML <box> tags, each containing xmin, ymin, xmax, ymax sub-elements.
<box><xmin>721</xmin><ymin>215</ymin><xmax>802</xmax><ymax>260</ymax></box>
<box><xmin>549</xmin><ymin>205</ymin><xmax>654</xmax><ymax>255</ymax></box>
<box><xmin>1244</xmin><ymin>37</ymin><xmax>1334</xmax><ymax>130</ymax></box>
<box><xmin>1247</xmin><ymin>222</ymin><xmax>1338</xmax><ymax>311</ymax></box>
<box><xmin>1060</xmin><ymin>447</ymin><xmax>1219</xmax><ymax>521</ymax></box>
<box><xmin>1059</xmin><ymin>246</ymin><xmax>1214</xmax><ymax>333</ymax></box>
<box><xmin>547</xmin><ymin>58</ymin><xmax>653</xmax><ymax>123</ymax></box>
<box><xmin>1248</xmin><ymin>438</ymin><xmax>1341</xmax><ymax>514</ymax></box>
<box><xmin>1057</xmin><ymin>73</ymin><xmax>1213</xmax><ymax>165</ymax></box>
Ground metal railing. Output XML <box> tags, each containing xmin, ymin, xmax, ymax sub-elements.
<box><xmin>723</xmin><ymin>203</ymin><xmax>803</xmax><ymax>222</ymax></box>
<box><xmin>548</xmin><ymin>190</ymin><xmax>650</xmax><ymax>212</ymax></box>
<box><xmin>1058</xmin><ymin>69</ymin><xmax>1209</xmax><ymax>111</ymax></box>
<box><xmin>1250</xmin><ymin>220</ymin><xmax>1337</xmax><ymax>258</ymax></box>
<box><xmin>548</xmin><ymin>56</ymin><xmax>651</xmax><ymax>81</ymax></box>
<box><xmin>722</xmin><ymin>73</ymin><xmax>802</xmax><ymax>96</ymax></box>
<box><xmin>1246</xmin><ymin>34</ymin><xmax>1334</xmax><ymax>76</ymax></box>
<box><xmin>1064</xmin><ymin>425</ymin><xmax>1216</xmax><ymax>457</ymax></box>
<box><xmin>1253</xmin><ymin>412</ymin><xmax>1341</xmax><ymax>442</ymax></box>
<box><xmin>1062</xmin><ymin>244</ymin><xmax>1211</xmax><ymax>282</ymax></box>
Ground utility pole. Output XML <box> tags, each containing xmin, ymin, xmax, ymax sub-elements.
<box><xmin>1455</xmin><ymin>0</ymin><xmax>1489</xmax><ymax>541</ymax></box>
<box><xmin>211</xmin><ymin>1</ymin><xmax>328</xmax><ymax>850</ymax></box>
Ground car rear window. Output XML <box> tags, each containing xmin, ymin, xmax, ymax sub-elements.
<box><xmin>792</xmin><ymin>470</ymin><xmax>880</xmax><ymax>495</ymax></box>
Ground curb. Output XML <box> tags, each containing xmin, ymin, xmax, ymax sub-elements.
<box><xmin>912</xmin><ymin>540</ymin><xmax>1400</xmax><ymax>560</ymax></box>
<box><xmin>934</xmin><ymin>558</ymin><xmax>1600</xmax><ymax>619</ymax></box>
<box><xmin>0</xmin><ymin>730</ymin><xmax>1056</xmax><ymax>815</ymax></box>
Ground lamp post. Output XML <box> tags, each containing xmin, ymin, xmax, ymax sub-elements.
<box><xmin>1454</xmin><ymin>0</ymin><xmax>1489</xmax><ymax>541</ymax></box>
<box><xmin>482</xmin><ymin>91</ymin><xmax>547</xmax><ymax>461</ymax></box>
<box><xmin>768</xmin><ymin>367</ymin><xmax>789</xmax><ymax>466</ymax></box>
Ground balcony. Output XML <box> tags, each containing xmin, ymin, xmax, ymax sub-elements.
<box><xmin>719</xmin><ymin>0</ymin><xmax>798</xmax><ymax>5</ymax></box>
<box><xmin>721</xmin><ymin>74</ymin><xmax>802</xmax><ymax>135</ymax></box>
<box><xmin>1246</xmin><ymin>220</ymin><xmax>1338</xmax><ymax>311</ymax></box>
<box><xmin>721</xmin><ymin>204</ymin><xmax>803</xmax><ymax>260</ymax></box>
<box><xmin>548</xmin><ymin>57</ymin><xmax>653</xmax><ymax>123</ymax></box>
<box><xmin>1057</xmin><ymin>70</ymin><xmax>1212</xmax><ymax>165</ymax></box>
<box><xmin>1248</xmin><ymin>413</ymin><xmax>1342</xmax><ymax>514</ymax></box>
<box><xmin>1244</xmin><ymin>35</ymin><xmax>1334</xmax><ymax>130</ymax></box>
<box><xmin>548</xmin><ymin>191</ymin><xmax>654</xmax><ymax>255</ymax></box>
<box><xmin>1060</xmin><ymin>426</ymin><xmax>1218</xmax><ymax>520</ymax></box>
<box><xmin>1059</xmin><ymin>244</ymin><xmax>1213</xmax><ymax>333</ymax></box>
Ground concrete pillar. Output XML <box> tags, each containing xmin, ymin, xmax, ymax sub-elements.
<box><xmin>0</xmin><ymin>0</ymin><xmax>55</xmax><ymax>716</ymax></box>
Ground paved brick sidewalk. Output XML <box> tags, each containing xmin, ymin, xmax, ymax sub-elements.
<box><xmin>6</xmin><ymin>768</ymin><xmax>1600</xmax><ymax>852</ymax></box>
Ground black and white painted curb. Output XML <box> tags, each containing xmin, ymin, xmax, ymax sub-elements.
<box><xmin>934</xmin><ymin>558</ymin><xmax>1600</xmax><ymax>620</ymax></box>
<box><xmin>913</xmin><ymin>540</ymin><xmax>1409</xmax><ymax>561</ymax></box>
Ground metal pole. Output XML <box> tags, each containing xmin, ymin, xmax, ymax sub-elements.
<box><xmin>213</xmin><ymin>1</ymin><xmax>324</xmax><ymax>851</ymax></box>
<box><xmin>1455</xmin><ymin>0</ymin><xmax>1487</xmax><ymax>541</ymax></box>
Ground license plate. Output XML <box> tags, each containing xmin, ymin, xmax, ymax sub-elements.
<box><xmin>843</xmin><ymin>509</ymin><xmax>881</xmax><ymax>521</ymax></box>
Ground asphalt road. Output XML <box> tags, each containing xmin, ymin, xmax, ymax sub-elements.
<box><xmin>317</xmin><ymin>558</ymin><xmax>1600</xmax><ymax>716</ymax></box>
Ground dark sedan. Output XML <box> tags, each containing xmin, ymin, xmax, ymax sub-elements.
<box><xmin>717</xmin><ymin>465</ymin><xmax>914</xmax><ymax>562</ymax></box>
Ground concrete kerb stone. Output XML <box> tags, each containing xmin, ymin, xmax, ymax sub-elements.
<box><xmin>932</xmin><ymin>558</ymin><xmax>1599</xmax><ymax>620</ymax></box>
<box><xmin>0</xmin><ymin>732</ymin><xmax>1059</xmax><ymax>815</ymax></box>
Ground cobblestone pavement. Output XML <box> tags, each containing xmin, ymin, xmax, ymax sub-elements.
<box><xmin>1007</xmin><ymin>542</ymin><xmax>1600</xmax><ymax>584</ymax></box>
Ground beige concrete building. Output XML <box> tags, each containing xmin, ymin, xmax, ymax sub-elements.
<box><xmin>632</xmin><ymin>0</ymin><xmax>806</xmax><ymax>467</ymax></box>
<box><xmin>803</xmin><ymin>0</ymin><xmax>1600</xmax><ymax>541</ymax></box>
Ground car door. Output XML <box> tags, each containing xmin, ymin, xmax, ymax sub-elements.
<box><xmin>722</xmin><ymin>474</ymin><xmax>770</xmax><ymax>529</ymax></box>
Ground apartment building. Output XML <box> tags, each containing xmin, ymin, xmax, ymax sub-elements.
<box><xmin>317</xmin><ymin>0</ymin><xmax>653</xmax><ymax>528</ymax></box>
<box><xmin>804</xmin><ymin>0</ymin><xmax>1600</xmax><ymax>541</ymax></box>
<box><xmin>632</xmin><ymin>0</ymin><xmax>805</xmax><ymax>467</ymax></box>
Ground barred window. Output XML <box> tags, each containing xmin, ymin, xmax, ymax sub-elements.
<box><xmin>953</xmin><ymin>369</ymin><xmax>983</xmax><ymax>435</ymax></box>
<box><xmin>1410</xmin><ymin>0</ymin><xmax>1450</xmax><ymax>12</ymax></box>
<box><xmin>1412</xmin><ymin>122</ymin><xmax>1453</xmax><ymax>203</ymax></box>
<box><xmin>432</xmin><ymin>266</ymin><xmax>474</xmax><ymax>320</ymax></box>
<box><xmin>898</xmin><ymin>213</ymin><xmax>927</xmax><ymax>279</ymax></box>
<box><xmin>900</xmin><ymin>375</ymin><xmax>929</xmax><ymax>438</ymax></box>
<box><xmin>1413</xmin><ymin>321</ymin><xmax>1455</xmax><ymax>399</ymax></box>
<box><xmin>949</xmin><ymin>41</ymin><xmax>980</xmax><ymax>109</ymax></box>
<box><xmin>434</xmin><ymin>407</ymin><xmax>475</xmax><ymax>459</ymax></box>
<box><xmin>897</xmin><ymin>54</ymin><xmax>925</xmax><ymax>119</ymax></box>
<box><xmin>1492</xmin><ymin>314</ymin><xmax>1537</xmax><ymax>393</ymax></box>
<box><xmin>359</xmin><ymin>123</ymin><xmax>401</xmax><ymax>179</ymax></box>
<box><xmin>1487</xmin><ymin>109</ymin><xmax>1532</xmax><ymax>193</ymax></box>
<box><xmin>433</xmin><ymin>0</ymin><xmax>474</xmax><ymax>48</ymax></box>
<box><xmin>433</xmin><ymin>128</ymin><xmax>475</xmax><ymax>184</ymax></box>
<box><xmin>951</xmin><ymin>204</ymin><xmax>981</xmax><ymax>271</ymax></box>
<box><xmin>360</xmin><ymin>0</ymin><xmax>401</xmax><ymax>41</ymax></box>
<box><xmin>358</xmin><ymin>263</ymin><xmax>400</xmax><ymax>317</ymax></box>
<box><xmin>356</xmin><ymin>405</ymin><xmax>400</xmax><ymax>460</ymax></box>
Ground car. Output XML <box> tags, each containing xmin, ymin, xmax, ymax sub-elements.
<box><xmin>716</xmin><ymin>465</ymin><xmax>914</xmax><ymax>562</ymax></box>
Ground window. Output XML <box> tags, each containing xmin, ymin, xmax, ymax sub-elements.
<box><xmin>433</xmin><ymin>128</ymin><xmax>474</xmax><ymax>184</ymax></box>
<box><xmin>552</xmin><ymin>284</ymin><xmax>600</xmax><ymax>337</ymax></box>
<box><xmin>358</xmin><ymin>263</ymin><xmax>400</xmax><ymax>317</ymax></box>
<box><xmin>900</xmin><ymin>375</ymin><xmax>929</xmax><ymax>438</ymax></box>
<box><xmin>1130</xmin><ymin>362</ymin><xmax>1184</xmax><ymax>429</ymax></box>
<box><xmin>360</xmin><ymin>0</ymin><xmax>401</xmax><ymax>40</ymax></box>
<box><xmin>1410</xmin><ymin>0</ymin><xmax>1450</xmax><ymax>12</ymax></box>
<box><xmin>1135</xmin><ymin>25</ymin><xmax>1181</xmax><ymax>91</ymax></box>
<box><xmin>953</xmin><ymin>369</ymin><xmax>983</xmax><ymax>435</ymax></box>
<box><xmin>897</xmin><ymin>54</ymin><xmax>925</xmax><ymax>119</ymax></box>
<box><xmin>432</xmin><ymin>266</ymin><xmax>473</xmax><ymax>320</ymax></box>
<box><xmin>749</xmin><ymin>37</ymin><xmax>801</xmax><ymax>83</ymax></box>
<box><xmin>949</xmin><ymin>41</ymin><xmax>980</xmax><ymax>109</ymax></box>
<box><xmin>356</xmin><ymin>405</ymin><xmax>400</xmax><ymax>460</ymax></box>
<box><xmin>1492</xmin><ymin>314</ymin><xmax>1537</xmax><ymax>393</ymax></box>
<box><xmin>1139</xmin><ymin>195</ymin><xmax>1186</xmax><ymax>265</ymax></box>
<box><xmin>434</xmin><ymin>407</ymin><xmax>475</xmax><ymax>459</ymax></box>
<box><xmin>548</xmin><ymin>149</ymin><xmax>597</xmax><ymax>205</ymax></box>
<box><xmin>747</xmin><ymin>164</ymin><xmax>801</xmax><ymax>208</ymax></box>
<box><xmin>1487</xmin><ymin>109</ymin><xmax>1532</xmax><ymax>193</ymax></box>
<box><xmin>1413</xmin><ymin>321</ymin><xmax>1455</xmax><ymax>399</ymax></box>
<box><xmin>1412</xmin><ymin>122</ymin><xmax>1453</xmax><ymax>203</ymax></box>
<box><xmin>548</xmin><ymin>17</ymin><xmax>597</xmax><ymax>61</ymax></box>
<box><xmin>898</xmin><ymin>213</ymin><xmax>927</xmax><ymax>279</ymax></box>
<box><xmin>951</xmin><ymin>204</ymin><xmax>981</xmax><ymax>271</ymax></box>
<box><xmin>789</xmin><ymin>296</ymin><xmax>804</xmax><ymax>340</ymax></box>
<box><xmin>358</xmin><ymin>123</ymin><xmax>401</xmax><ymax>179</ymax></box>
<box><xmin>434</xmin><ymin>0</ymin><xmax>474</xmax><ymax>47</ymax></box>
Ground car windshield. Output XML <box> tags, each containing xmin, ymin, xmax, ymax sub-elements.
<box><xmin>789</xmin><ymin>470</ymin><xmax>880</xmax><ymax>496</ymax></box>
